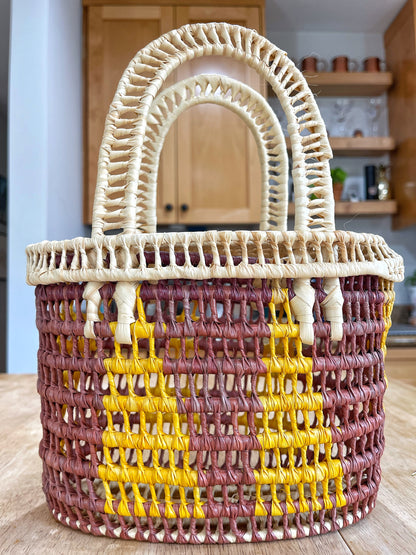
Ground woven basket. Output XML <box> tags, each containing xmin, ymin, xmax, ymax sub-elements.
<box><xmin>27</xmin><ymin>23</ymin><xmax>404</xmax><ymax>543</ymax></box>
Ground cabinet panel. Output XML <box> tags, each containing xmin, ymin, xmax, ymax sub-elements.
<box><xmin>175</xmin><ymin>7</ymin><xmax>264</xmax><ymax>225</ymax></box>
<box><xmin>385</xmin><ymin>0</ymin><xmax>416</xmax><ymax>229</ymax></box>
<box><xmin>85</xmin><ymin>6</ymin><xmax>176</xmax><ymax>225</ymax></box>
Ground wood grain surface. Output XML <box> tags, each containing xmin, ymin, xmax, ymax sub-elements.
<box><xmin>385</xmin><ymin>0</ymin><xmax>416</xmax><ymax>230</ymax></box>
<box><xmin>0</xmin><ymin>374</ymin><xmax>415</xmax><ymax>554</ymax></box>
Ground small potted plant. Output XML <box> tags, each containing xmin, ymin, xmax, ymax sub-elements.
<box><xmin>405</xmin><ymin>270</ymin><xmax>416</xmax><ymax>326</ymax></box>
<box><xmin>331</xmin><ymin>167</ymin><xmax>347</xmax><ymax>202</ymax></box>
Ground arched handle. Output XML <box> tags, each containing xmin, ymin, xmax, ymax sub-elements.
<box><xmin>91</xmin><ymin>22</ymin><xmax>334</xmax><ymax>238</ymax></box>
<box><xmin>139</xmin><ymin>74</ymin><xmax>289</xmax><ymax>233</ymax></box>
<box><xmin>89</xmin><ymin>23</ymin><xmax>341</xmax><ymax>345</ymax></box>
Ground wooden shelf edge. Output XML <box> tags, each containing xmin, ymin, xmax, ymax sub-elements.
<box><xmin>329</xmin><ymin>136</ymin><xmax>395</xmax><ymax>155</ymax></box>
<box><xmin>305</xmin><ymin>71</ymin><xmax>393</xmax><ymax>96</ymax></box>
<box><xmin>285</xmin><ymin>136</ymin><xmax>395</xmax><ymax>156</ymax></box>
<box><xmin>267</xmin><ymin>72</ymin><xmax>393</xmax><ymax>97</ymax></box>
<box><xmin>287</xmin><ymin>200</ymin><xmax>397</xmax><ymax>216</ymax></box>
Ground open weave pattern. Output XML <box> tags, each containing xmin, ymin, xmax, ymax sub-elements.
<box><xmin>141</xmin><ymin>74</ymin><xmax>289</xmax><ymax>233</ymax></box>
<box><xmin>36</xmin><ymin>275</ymin><xmax>393</xmax><ymax>542</ymax></box>
<box><xmin>26</xmin><ymin>229</ymin><xmax>404</xmax><ymax>286</ymax></box>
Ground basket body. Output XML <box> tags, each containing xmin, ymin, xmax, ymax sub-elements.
<box><xmin>27</xmin><ymin>21</ymin><xmax>404</xmax><ymax>543</ymax></box>
<box><xmin>36</xmin><ymin>271</ymin><xmax>394</xmax><ymax>542</ymax></box>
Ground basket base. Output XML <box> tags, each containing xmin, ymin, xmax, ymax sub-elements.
<box><xmin>45</xmin><ymin>498</ymin><xmax>376</xmax><ymax>543</ymax></box>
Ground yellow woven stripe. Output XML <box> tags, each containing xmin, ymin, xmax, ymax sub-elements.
<box><xmin>102</xmin><ymin>394</ymin><xmax>178</xmax><ymax>413</ymax></box>
<box><xmin>257</xmin><ymin>427</ymin><xmax>333</xmax><ymax>450</ymax></box>
<box><xmin>258</xmin><ymin>393</ymin><xmax>324</xmax><ymax>412</ymax></box>
<box><xmin>381</xmin><ymin>279</ymin><xmax>395</xmax><ymax>357</ymax></box>
<box><xmin>98</xmin><ymin>464</ymin><xmax>198</xmax><ymax>487</ymax></box>
<box><xmin>255</xmin><ymin>286</ymin><xmax>346</xmax><ymax>517</ymax></box>
<box><xmin>262</xmin><ymin>355</ymin><xmax>312</xmax><ymax>374</ymax></box>
<box><xmin>104</xmin><ymin>356</ymin><xmax>164</xmax><ymax>374</ymax></box>
<box><xmin>99</xmin><ymin>284</ymin><xmax>205</xmax><ymax>519</ymax></box>
<box><xmin>101</xmin><ymin>429</ymin><xmax>190</xmax><ymax>451</ymax></box>
<box><xmin>253</xmin><ymin>459</ymin><xmax>344</xmax><ymax>485</ymax></box>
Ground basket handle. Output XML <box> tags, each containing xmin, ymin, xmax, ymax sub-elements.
<box><xmin>140</xmin><ymin>74</ymin><xmax>289</xmax><ymax>233</ymax></box>
<box><xmin>88</xmin><ymin>23</ymin><xmax>343</xmax><ymax>346</ymax></box>
<box><xmin>91</xmin><ymin>22</ymin><xmax>334</xmax><ymax>237</ymax></box>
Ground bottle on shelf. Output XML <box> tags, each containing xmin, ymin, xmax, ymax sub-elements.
<box><xmin>365</xmin><ymin>165</ymin><xmax>378</xmax><ymax>200</ymax></box>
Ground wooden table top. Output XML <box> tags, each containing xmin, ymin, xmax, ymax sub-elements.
<box><xmin>1</xmin><ymin>374</ymin><xmax>415</xmax><ymax>554</ymax></box>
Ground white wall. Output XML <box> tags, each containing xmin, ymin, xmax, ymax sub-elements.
<box><xmin>8</xmin><ymin>0</ymin><xmax>84</xmax><ymax>373</ymax></box>
<box><xmin>0</xmin><ymin>111</ymin><xmax>6</xmax><ymax>176</ymax></box>
<box><xmin>46</xmin><ymin>0</ymin><xmax>84</xmax><ymax>241</ymax></box>
<box><xmin>267</xmin><ymin>30</ymin><xmax>384</xmax><ymax>63</ymax></box>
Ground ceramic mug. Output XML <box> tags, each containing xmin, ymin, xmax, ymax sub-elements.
<box><xmin>299</xmin><ymin>56</ymin><xmax>328</xmax><ymax>72</ymax></box>
<box><xmin>332</xmin><ymin>56</ymin><xmax>359</xmax><ymax>72</ymax></box>
<box><xmin>363</xmin><ymin>57</ymin><xmax>386</xmax><ymax>72</ymax></box>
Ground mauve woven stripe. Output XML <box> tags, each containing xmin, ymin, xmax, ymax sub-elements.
<box><xmin>182</xmin><ymin>397</ymin><xmax>266</xmax><ymax>415</ymax></box>
<box><xmin>162</xmin><ymin>357</ymin><xmax>268</xmax><ymax>376</ymax></box>
<box><xmin>312</xmin><ymin>277</ymin><xmax>387</xmax><ymax>523</ymax></box>
<box><xmin>41</xmin><ymin>418</ymin><xmax>107</xmax><ymax>445</ymax></box>
<box><xmin>38</xmin><ymin>351</ymin><xmax>106</xmax><ymax>374</ymax></box>
<box><xmin>188</xmin><ymin>434</ymin><xmax>262</xmax><ymax>453</ymax></box>
<box><xmin>38</xmin><ymin>381</ymin><xmax>106</xmax><ymax>411</ymax></box>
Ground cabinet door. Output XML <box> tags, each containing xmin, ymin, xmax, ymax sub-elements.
<box><xmin>85</xmin><ymin>6</ymin><xmax>176</xmax><ymax>226</ymax></box>
<box><xmin>175</xmin><ymin>6</ymin><xmax>264</xmax><ymax>226</ymax></box>
<box><xmin>385</xmin><ymin>0</ymin><xmax>416</xmax><ymax>229</ymax></box>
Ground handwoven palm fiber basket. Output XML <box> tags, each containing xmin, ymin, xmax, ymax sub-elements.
<box><xmin>26</xmin><ymin>23</ymin><xmax>404</xmax><ymax>543</ymax></box>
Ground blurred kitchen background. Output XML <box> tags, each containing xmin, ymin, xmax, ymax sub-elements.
<box><xmin>2</xmin><ymin>0</ymin><xmax>416</xmax><ymax>374</ymax></box>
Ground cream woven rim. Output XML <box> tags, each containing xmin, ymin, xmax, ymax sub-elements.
<box><xmin>27</xmin><ymin>229</ymin><xmax>403</xmax><ymax>284</ymax></box>
<box><xmin>26</xmin><ymin>22</ymin><xmax>404</xmax><ymax>344</ymax></box>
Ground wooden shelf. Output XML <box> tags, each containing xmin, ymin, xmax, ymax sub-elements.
<box><xmin>285</xmin><ymin>136</ymin><xmax>395</xmax><ymax>156</ymax></box>
<box><xmin>329</xmin><ymin>136</ymin><xmax>395</xmax><ymax>156</ymax></box>
<box><xmin>304</xmin><ymin>72</ymin><xmax>393</xmax><ymax>96</ymax></box>
<box><xmin>287</xmin><ymin>200</ymin><xmax>397</xmax><ymax>216</ymax></box>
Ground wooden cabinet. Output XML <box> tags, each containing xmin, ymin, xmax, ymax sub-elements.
<box><xmin>173</xmin><ymin>6</ymin><xmax>263</xmax><ymax>226</ymax></box>
<box><xmin>385</xmin><ymin>0</ymin><xmax>416</xmax><ymax>229</ymax></box>
<box><xmin>84</xmin><ymin>4</ymin><xmax>176</xmax><ymax>224</ymax></box>
<box><xmin>83</xmin><ymin>0</ymin><xmax>265</xmax><ymax>226</ymax></box>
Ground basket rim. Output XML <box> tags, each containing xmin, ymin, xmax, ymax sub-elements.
<box><xmin>26</xmin><ymin>229</ymin><xmax>404</xmax><ymax>286</ymax></box>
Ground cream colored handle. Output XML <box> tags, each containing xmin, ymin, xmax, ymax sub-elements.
<box><xmin>89</xmin><ymin>22</ymin><xmax>341</xmax><ymax>345</ymax></box>
<box><xmin>91</xmin><ymin>22</ymin><xmax>334</xmax><ymax>237</ymax></box>
<box><xmin>140</xmin><ymin>74</ymin><xmax>289</xmax><ymax>233</ymax></box>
